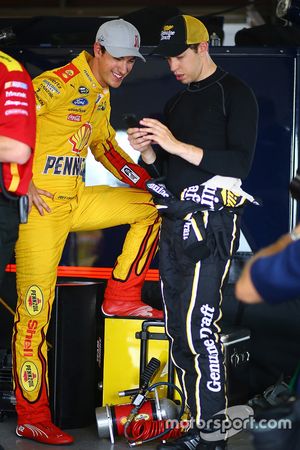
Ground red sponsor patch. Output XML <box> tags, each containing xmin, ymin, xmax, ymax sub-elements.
<box><xmin>54</xmin><ymin>63</ymin><xmax>80</xmax><ymax>83</ymax></box>
<box><xmin>23</xmin><ymin>319</ymin><xmax>38</xmax><ymax>358</ymax></box>
<box><xmin>67</xmin><ymin>113</ymin><xmax>82</xmax><ymax>122</ymax></box>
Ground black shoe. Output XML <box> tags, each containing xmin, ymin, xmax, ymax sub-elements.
<box><xmin>157</xmin><ymin>429</ymin><xmax>200</xmax><ymax>450</ymax></box>
<box><xmin>196</xmin><ymin>440</ymin><xmax>227</xmax><ymax>450</ymax></box>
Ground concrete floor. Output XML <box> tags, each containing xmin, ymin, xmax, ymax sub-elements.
<box><xmin>0</xmin><ymin>413</ymin><xmax>255</xmax><ymax>450</ymax></box>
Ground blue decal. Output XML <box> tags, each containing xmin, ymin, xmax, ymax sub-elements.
<box><xmin>72</xmin><ymin>98</ymin><xmax>89</xmax><ymax>106</ymax></box>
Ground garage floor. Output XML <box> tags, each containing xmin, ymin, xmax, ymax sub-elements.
<box><xmin>0</xmin><ymin>413</ymin><xmax>255</xmax><ymax>450</ymax></box>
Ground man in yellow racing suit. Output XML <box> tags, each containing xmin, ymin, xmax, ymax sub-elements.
<box><xmin>12</xmin><ymin>19</ymin><xmax>161</xmax><ymax>445</ymax></box>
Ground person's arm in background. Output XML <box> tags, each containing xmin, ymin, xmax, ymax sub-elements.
<box><xmin>0</xmin><ymin>135</ymin><xmax>31</xmax><ymax>164</ymax></box>
<box><xmin>0</xmin><ymin>54</ymin><xmax>35</xmax><ymax>165</ymax></box>
<box><xmin>235</xmin><ymin>223</ymin><xmax>300</xmax><ymax>304</ymax></box>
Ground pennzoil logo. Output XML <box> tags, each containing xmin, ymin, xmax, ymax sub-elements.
<box><xmin>69</xmin><ymin>122</ymin><xmax>92</xmax><ymax>154</ymax></box>
<box><xmin>25</xmin><ymin>285</ymin><xmax>43</xmax><ymax>316</ymax></box>
<box><xmin>21</xmin><ymin>361</ymin><xmax>39</xmax><ymax>392</ymax></box>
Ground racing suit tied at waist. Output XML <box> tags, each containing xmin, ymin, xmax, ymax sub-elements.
<box><xmin>146</xmin><ymin>177</ymin><xmax>259</xmax><ymax>262</ymax></box>
<box><xmin>146</xmin><ymin>176</ymin><xmax>259</xmax><ymax>217</ymax></box>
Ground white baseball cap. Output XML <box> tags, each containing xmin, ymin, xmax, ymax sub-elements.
<box><xmin>96</xmin><ymin>19</ymin><xmax>146</xmax><ymax>62</ymax></box>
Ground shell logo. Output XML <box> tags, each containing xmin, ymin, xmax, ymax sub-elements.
<box><xmin>69</xmin><ymin>122</ymin><xmax>92</xmax><ymax>154</ymax></box>
<box><xmin>63</xmin><ymin>69</ymin><xmax>74</xmax><ymax>78</ymax></box>
<box><xmin>163</xmin><ymin>25</ymin><xmax>174</xmax><ymax>31</ymax></box>
<box><xmin>25</xmin><ymin>285</ymin><xmax>44</xmax><ymax>316</ymax></box>
<box><xmin>21</xmin><ymin>361</ymin><xmax>39</xmax><ymax>392</ymax></box>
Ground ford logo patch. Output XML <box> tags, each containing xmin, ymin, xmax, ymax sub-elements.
<box><xmin>72</xmin><ymin>98</ymin><xmax>88</xmax><ymax>106</ymax></box>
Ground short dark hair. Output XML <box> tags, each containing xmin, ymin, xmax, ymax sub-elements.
<box><xmin>189</xmin><ymin>43</ymin><xmax>200</xmax><ymax>52</ymax></box>
<box><xmin>99</xmin><ymin>44</ymin><xmax>106</xmax><ymax>54</ymax></box>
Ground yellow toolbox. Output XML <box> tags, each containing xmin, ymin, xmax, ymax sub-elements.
<box><xmin>101</xmin><ymin>318</ymin><xmax>178</xmax><ymax>405</ymax></box>
<box><xmin>101</xmin><ymin>317</ymin><xmax>251</xmax><ymax>407</ymax></box>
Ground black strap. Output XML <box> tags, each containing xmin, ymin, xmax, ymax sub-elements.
<box><xmin>0</xmin><ymin>162</ymin><xmax>19</xmax><ymax>201</ymax></box>
<box><xmin>0</xmin><ymin>163</ymin><xmax>29</xmax><ymax>223</ymax></box>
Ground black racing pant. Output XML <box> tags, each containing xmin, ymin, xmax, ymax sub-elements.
<box><xmin>0</xmin><ymin>194</ymin><xmax>19</xmax><ymax>287</ymax></box>
<box><xmin>159</xmin><ymin>209</ymin><xmax>240</xmax><ymax>428</ymax></box>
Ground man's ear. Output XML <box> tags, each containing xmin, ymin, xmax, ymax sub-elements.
<box><xmin>93</xmin><ymin>42</ymin><xmax>102</xmax><ymax>57</ymax></box>
<box><xmin>198</xmin><ymin>42</ymin><xmax>209</xmax><ymax>53</ymax></box>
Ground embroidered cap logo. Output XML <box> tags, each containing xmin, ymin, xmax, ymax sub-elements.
<box><xmin>134</xmin><ymin>34</ymin><xmax>139</xmax><ymax>48</ymax></box>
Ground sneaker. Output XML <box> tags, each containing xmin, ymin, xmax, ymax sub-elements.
<box><xmin>157</xmin><ymin>429</ymin><xmax>201</xmax><ymax>450</ymax></box>
<box><xmin>197</xmin><ymin>440</ymin><xmax>227</xmax><ymax>450</ymax></box>
<box><xmin>16</xmin><ymin>421</ymin><xmax>74</xmax><ymax>445</ymax></box>
<box><xmin>102</xmin><ymin>299</ymin><xmax>163</xmax><ymax>319</ymax></box>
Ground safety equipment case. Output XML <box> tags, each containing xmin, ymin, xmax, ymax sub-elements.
<box><xmin>101</xmin><ymin>318</ymin><xmax>250</xmax><ymax>406</ymax></box>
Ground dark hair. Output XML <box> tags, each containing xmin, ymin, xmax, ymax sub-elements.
<box><xmin>188</xmin><ymin>44</ymin><xmax>200</xmax><ymax>52</ymax></box>
<box><xmin>99</xmin><ymin>44</ymin><xmax>106</xmax><ymax>54</ymax></box>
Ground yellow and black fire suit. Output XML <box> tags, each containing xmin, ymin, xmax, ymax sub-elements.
<box><xmin>12</xmin><ymin>51</ymin><xmax>160</xmax><ymax>424</ymax></box>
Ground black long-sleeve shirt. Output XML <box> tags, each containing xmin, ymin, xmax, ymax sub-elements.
<box><xmin>142</xmin><ymin>67</ymin><xmax>258</xmax><ymax>198</ymax></box>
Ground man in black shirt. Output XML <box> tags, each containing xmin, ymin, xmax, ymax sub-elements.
<box><xmin>128</xmin><ymin>15</ymin><xmax>258</xmax><ymax>450</ymax></box>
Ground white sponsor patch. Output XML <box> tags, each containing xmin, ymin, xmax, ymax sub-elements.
<box><xmin>121</xmin><ymin>165</ymin><xmax>140</xmax><ymax>184</ymax></box>
<box><xmin>4</xmin><ymin>81</ymin><xmax>28</xmax><ymax>89</ymax></box>
<box><xmin>160</xmin><ymin>30</ymin><xmax>175</xmax><ymax>41</ymax></box>
<box><xmin>42</xmin><ymin>79</ymin><xmax>60</xmax><ymax>94</ymax></box>
<box><xmin>147</xmin><ymin>183</ymin><xmax>170</xmax><ymax>197</ymax></box>
<box><xmin>5</xmin><ymin>90</ymin><xmax>27</xmax><ymax>98</ymax></box>
<box><xmin>5</xmin><ymin>108</ymin><xmax>28</xmax><ymax>116</ymax></box>
<box><xmin>5</xmin><ymin>100</ymin><xmax>28</xmax><ymax>106</ymax></box>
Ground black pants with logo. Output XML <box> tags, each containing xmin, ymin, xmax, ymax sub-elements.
<box><xmin>0</xmin><ymin>194</ymin><xmax>19</xmax><ymax>287</ymax></box>
<box><xmin>159</xmin><ymin>209</ymin><xmax>240</xmax><ymax>427</ymax></box>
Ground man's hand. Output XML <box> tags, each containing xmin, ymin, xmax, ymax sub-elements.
<box><xmin>139</xmin><ymin>118</ymin><xmax>181</xmax><ymax>155</ymax></box>
<box><xmin>28</xmin><ymin>180</ymin><xmax>53</xmax><ymax>215</ymax></box>
<box><xmin>130</xmin><ymin>118</ymin><xmax>203</xmax><ymax>166</ymax></box>
<box><xmin>127</xmin><ymin>125</ymin><xmax>157</xmax><ymax>164</ymax></box>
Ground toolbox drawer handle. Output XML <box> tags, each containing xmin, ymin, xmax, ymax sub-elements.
<box><xmin>230</xmin><ymin>350</ymin><xmax>250</xmax><ymax>367</ymax></box>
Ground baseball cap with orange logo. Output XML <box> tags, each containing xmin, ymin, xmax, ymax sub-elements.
<box><xmin>96</xmin><ymin>19</ymin><xmax>146</xmax><ymax>62</ymax></box>
<box><xmin>155</xmin><ymin>15</ymin><xmax>209</xmax><ymax>57</ymax></box>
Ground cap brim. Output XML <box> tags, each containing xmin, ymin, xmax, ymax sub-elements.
<box><xmin>106</xmin><ymin>45</ymin><xmax>146</xmax><ymax>62</ymax></box>
<box><xmin>153</xmin><ymin>42</ymin><xmax>189</xmax><ymax>57</ymax></box>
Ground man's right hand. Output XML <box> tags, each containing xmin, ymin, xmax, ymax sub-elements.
<box><xmin>127</xmin><ymin>127</ymin><xmax>156</xmax><ymax>164</ymax></box>
<box><xmin>28</xmin><ymin>180</ymin><xmax>54</xmax><ymax>215</ymax></box>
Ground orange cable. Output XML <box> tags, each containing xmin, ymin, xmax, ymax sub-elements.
<box><xmin>5</xmin><ymin>264</ymin><xmax>159</xmax><ymax>281</ymax></box>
